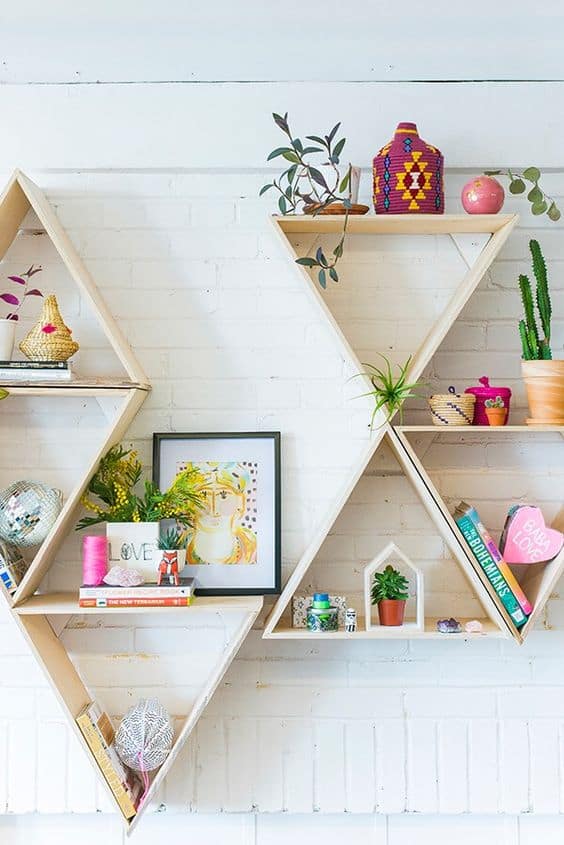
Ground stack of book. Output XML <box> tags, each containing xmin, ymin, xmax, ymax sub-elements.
<box><xmin>0</xmin><ymin>360</ymin><xmax>73</xmax><ymax>381</ymax></box>
<box><xmin>79</xmin><ymin>576</ymin><xmax>195</xmax><ymax>608</ymax></box>
<box><xmin>454</xmin><ymin>501</ymin><xmax>532</xmax><ymax>630</ymax></box>
<box><xmin>76</xmin><ymin>701</ymin><xmax>141</xmax><ymax>820</ymax></box>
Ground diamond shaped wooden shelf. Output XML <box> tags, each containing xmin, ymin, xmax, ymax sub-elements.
<box><xmin>265</xmin><ymin>212</ymin><xmax>564</xmax><ymax>645</ymax></box>
<box><xmin>0</xmin><ymin>171</ymin><xmax>263</xmax><ymax>833</ymax></box>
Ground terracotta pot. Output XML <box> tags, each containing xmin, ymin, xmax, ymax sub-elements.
<box><xmin>485</xmin><ymin>407</ymin><xmax>507</xmax><ymax>426</ymax></box>
<box><xmin>377</xmin><ymin>599</ymin><xmax>406</xmax><ymax>626</ymax></box>
<box><xmin>522</xmin><ymin>360</ymin><xmax>564</xmax><ymax>425</ymax></box>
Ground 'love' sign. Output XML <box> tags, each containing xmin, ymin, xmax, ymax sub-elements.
<box><xmin>501</xmin><ymin>506</ymin><xmax>563</xmax><ymax>564</ymax></box>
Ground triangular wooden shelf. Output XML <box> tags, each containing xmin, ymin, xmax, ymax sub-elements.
<box><xmin>0</xmin><ymin>171</ymin><xmax>262</xmax><ymax>833</ymax></box>
<box><xmin>265</xmin><ymin>211</ymin><xmax>563</xmax><ymax>644</ymax></box>
<box><xmin>264</xmin><ymin>425</ymin><xmax>508</xmax><ymax>640</ymax></box>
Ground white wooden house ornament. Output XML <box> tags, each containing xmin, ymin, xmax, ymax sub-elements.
<box><xmin>363</xmin><ymin>541</ymin><xmax>424</xmax><ymax>632</ymax></box>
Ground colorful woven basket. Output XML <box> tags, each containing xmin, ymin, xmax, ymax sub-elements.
<box><xmin>19</xmin><ymin>294</ymin><xmax>79</xmax><ymax>362</ymax></box>
<box><xmin>373</xmin><ymin>122</ymin><xmax>444</xmax><ymax>214</ymax></box>
<box><xmin>428</xmin><ymin>387</ymin><xmax>475</xmax><ymax>426</ymax></box>
<box><xmin>464</xmin><ymin>376</ymin><xmax>512</xmax><ymax>426</ymax></box>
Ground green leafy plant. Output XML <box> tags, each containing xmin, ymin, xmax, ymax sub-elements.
<box><xmin>484</xmin><ymin>167</ymin><xmax>560</xmax><ymax>220</ymax></box>
<box><xmin>355</xmin><ymin>354</ymin><xmax>424</xmax><ymax>428</ymax></box>
<box><xmin>76</xmin><ymin>445</ymin><xmax>204</xmax><ymax>530</ymax></box>
<box><xmin>158</xmin><ymin>527</ymin><xmax>187</xmax><ymax>550</ymax></box>
<box><xmin>260</xmin><ymin>111</ymin><xmax>353</xmax><ymax>288</ymax></box>
<box><xmin>371</xmin><ymin>565</ymin><xmax>409</xmax><ymax>604</ymax></box>
<box><xmin>518</xmin><ymin>239</ymin><xmax>552</xmax><ymax>360</ymax></box>
<box><xmin>485</xmin><ymin>395</ymin><xmax>504</xmax><ymax>409</ymax></box>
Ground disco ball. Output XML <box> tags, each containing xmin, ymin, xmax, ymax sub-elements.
<box><xmin>0</xmin><ymin>481</ymin><xmax>63</xmax><ymax>548</ymax></box>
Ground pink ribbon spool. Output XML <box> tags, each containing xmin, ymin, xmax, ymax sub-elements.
<box><xmin>82</xmin><ymin>535</ymin><xmax>108</xmax><ymax>586</ymax></box>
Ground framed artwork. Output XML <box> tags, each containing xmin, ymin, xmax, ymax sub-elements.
<box><xmin>153</xmin><ymin>432</ymin><xmax>281</xmax><ymax>595</ymax></box>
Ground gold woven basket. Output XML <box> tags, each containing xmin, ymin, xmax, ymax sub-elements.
<box><xmin>19</xmin><ymin>294</ymin><xmax>79</xmax><ymax>362</ymax></box>
<box><xmin>428</xmin><ymin>387</ymin><xmax>475</xmax><ymax>426</ymax></box>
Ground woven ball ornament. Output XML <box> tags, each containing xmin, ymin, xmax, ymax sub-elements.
<box><xmin>115</xmin><ymin>698</ymin><xmax>173</xmax><ymax>773</ymax></box>
<box><xmin>373</xmin><ymin>122</ymin><xmax>444</xmax><ymax>214</ymax></box>
<box><xmin>0</xmin><ymin>480</ymin><xmax>63</xmax><ymax>548</ymax></box>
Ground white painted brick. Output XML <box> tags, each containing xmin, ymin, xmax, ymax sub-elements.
<box><xmin>36</xmin><ymin>721</ymin><xmax>67</xmax><ymax>813</ymax></box>
<box><xmin>313</xmin><ymin>721</ymin><xmax>346</xmax><ymax>811</ymax></box>
<box><xmin>344</xmin><ymin>721</ymin><xmax>375</xmax><ymax>812</ymax></box>
<box><xmin>66</xmin><ymin>729</ymin><xmax>98</xmax><ymax>813</ymax></box>
<box><xmin>7</xmin><ymin>720</ymin><xmax>37</xmax><ymax>813</ymax></box>
<box><xmin>389</xmin><ymin>815</ymin><xmax>518</xmax><ymax>845</ymax></box>
<box><xmin>254</xmin><ymin>719</ymin><xmax>284</xmax><ymax>812</ymax></box>
<box><xmin>499</xmin><ymin>719</ymin><xmax>530</xmax><ymax>813</ymax></box>
<box><xmin>256</xmin><ymin>815</ymin><xmax>387</xmax><ymax>845</ymax></box>
<box><xmin>468</xmin><ymin>720</ymin><xmax>498</xmax><ymax>812</ymax></box>
<box><xmin>437</xmin><ymin>719</ymin><xmax>467</xmax><ymax>812</ymax></box>
<box><xmin>529</xmin><ymin>720</ymin><xmax>560</xmax><ymax>813</ymax></box>
<box><xmin>406</xmin><ymin>720</ymin><xmax>438</xmax><ymax>812</ymax></box>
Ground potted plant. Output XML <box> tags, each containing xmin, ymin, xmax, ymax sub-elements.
<box><xmin>260</xmin><ymin>112</ymin><xmax>366</xmax><ymax>288</ymax></box>
<box><xmin>0</xmin><ymin>265</ymin><xmax>43</xmax><ymax>360</ymax></box>
<box><xmin>76</xmin><ymin>445</ymin><xmax>204</xmax><ymax>581</ymax></box>
<box><xmin>371</xmin><ymin>564</ymin><xmax>409</xmax><ymax>626</ymax></box>
<box><xmin>484</xmin><ymin>395</ymin><xmax>507</xmax><ymax>426</ymax></box>
<box><xmin>355</xmin><ymin>353</ymin><xmax>424</xmax><ymax>428</ymax></box>
<box><xmin>518</xmin><ymin>239</ymin><xmax>564</xmax><ymax>425</ymax></box>
<box><xmin>158</xmin><ymin>527</ymin><xmax>187</xmax><ymax>574</ymax></box>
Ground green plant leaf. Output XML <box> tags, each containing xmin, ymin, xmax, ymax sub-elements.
<box><xmin>318</xmin><ymin>269</ymin><xmax>327</xmax><ymax>288</ymax></box>
<box><xmin>484</xmin><ymin>170</ymin><xmax>502</xmax><ymax>175</ymax></box>
<box><xmin>327</xmin><ymin>122</ymin><xmax>341</xmax><ymax>143</ymax></box>
<box><xmin>272</xmin><ymin>112</ymin><xmax>289</xmax><ymax>132</ymax></box>
<box><xmin>548</xmin><ymin>202</ymin><xmax>561</xmax><ymax>221</ymax></box>
<box><xmin>267</xmin><ymin>147</ymin><xmax>292</xmax><ymax>161</ymax></box>
<box><xmin>278</xmin><ymin>195</ymin><xmax>287</xmax><ymax>214</ymax></box>
<box><xmin>259</xmin><ymin>184</ymin><xmax>273</xmax><ymax>196</ymax></box>
<box><xmin>523</xmin><ymin>166</ymin><xmax>541</xmax><ymax>182</ymax></box>
<box><xmin>306</xmin><ymin>135</ymin><xmax>327</xmax><ymax>147</ymax></box>
<box><xmin>295</xmin><ymin>257</ymin><xmax>318</xmax><ymax>267</ymax></box>
<box><xmin>316</xmin><ymin>247</ymin><xmax>328</xmax><ymax>267</ymax></box>
<box><xmin>292</xmin><ymin>138</ymin><xmax>303</xmax><ymax>154</ymax></box>
<box><xmin>532</xmin><ymin>200</ymin><xmax>548</xmax><ymax>215</ymax></box>
<box><xmin>332</xmin><ymin>137</ymin><xmax>346</xmax><ymax>160</ymax></box>
<box><xmin>301</xmin><ymin>146</ymin><xmax>323</xmax><ymax>155</ymax></box>
<box><xmin>333</xmin><ymin>241</ymin><xmax>344</xmax><ymax>259</ymax></box>
<box><xmin>287</xmin><ymin>165</ymin><xmax>297</xmax><ymax>184</ymax></box>
<box><xmin>309</xmin><ymin>167</ymin><xmax>328</xmax><ymax>188</ymax></box>
<box><xmin>339</xmin><ymin>171</ymin><xmax>350</xmax><ymax>193</ymax></box>
<box><xmin>282</xmin><ymin>151</ymin><xmax>300</xmax><ymax>163</ymax></box>
<box><xmin>343</xmin><ymin>198</ymin><xmax>352</xmax><ymax>209</ymax></box>
<box><xmin>527</xmin><ymin>185</ymin><xmax>543</xmax><ymax>204</ymax></box>
<box><xmin>329</xmin><ymin>267</ymin><xmax>338</xmax><ymax>282</ymax></box>
<box><xmin>509</xmin><ymin>178</ymin><xmax>526</xmax><ymax>194</ymax></box>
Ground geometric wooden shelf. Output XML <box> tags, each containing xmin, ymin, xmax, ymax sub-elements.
<box><xmin>264</xmin><ymin>211</ymin><xmax>564</xmax><ymax>645</ymax></box>
<box><xmin>0</xmin><ymin>171</ymin><xmax>262</xmax><ymax>833</ymax></box>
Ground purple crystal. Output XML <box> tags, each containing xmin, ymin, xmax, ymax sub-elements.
<box><xmin>436</xmin><ymin>617</ymin><xmax>462</xmax><ymax>634</ymax></box>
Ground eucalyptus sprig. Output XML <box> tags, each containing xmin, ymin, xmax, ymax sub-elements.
<box><xmin>260</xmin><ymin>111</ymin><xmax>353</xmax><ymax>288</ymax></box>
<box><xmin>484</xmin><ymin>167</ymin><xmax>560</xmax><ymax>221</ymax></box>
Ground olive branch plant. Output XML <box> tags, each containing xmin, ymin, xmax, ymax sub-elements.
<box><xmin>260</xmin><ymin>112</ymin><xmax>353</xmax><ymax>288</ymax></box>
<box><xmin>484</xmin><ymin>167</ymin><xmax>561</xmax><ymax>221</ymax></box>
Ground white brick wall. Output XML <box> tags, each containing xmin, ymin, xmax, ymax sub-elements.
<box><xmin>0</xmin><ymin>167</ymin><xmax>561</xmax><ymax>845</ymax></box>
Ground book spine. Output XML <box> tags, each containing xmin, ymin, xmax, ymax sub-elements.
<box><xmin>464</xmin><ymin>507</ymin><xmax>533</xmax><ymax>615</ymax></box>
<box><xmin>79</xmin><ymin>597</ymin><xmax>192</xmax><ymax>607</ymax></box>
<box><xmin>79</xmin><ymin>586</ymin><xmax>193</xmax><ymax>599</ymax></box>
<box><xmin>76</xmin><ymin>716</ymin><xmax>137</xmax><ymax>819</ymax></box>
<box><xmin>456</xmin><ymin>513</ymin><xmax>528</xmax><ymax>628</ymax></box>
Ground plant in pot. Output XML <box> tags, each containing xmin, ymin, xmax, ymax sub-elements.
<box><xmin>484</xmin><ymin>395</ymin><xmax>507</xmax><ymax>426</ymax></box>
<box><xmin>0</xmin><ymin>265</ymin><xmax>43</xmax><ymax>361</ymax></box>
<box><xmin>76</xmin><ymin>445</ymin><xmax>204</xmax><ymax>581</ymax></box>
<box><xmin>518</xmin><ymin>239</ymin><xmax>564</xmax><ymax>425</ymax></box>
<box><xmin>157</xmin><ymin>527</ymin><xmax>187</xmax><ymax>583</ymax></box>
<box><xmin>355</xmin><ymin>353</ymin><xmax>424</xmax><ymax>428</ymax></box>
<box><xmin>371</xmin><ymin>564</ymin><xmax>409</xmax><ymax>626</ymax></box>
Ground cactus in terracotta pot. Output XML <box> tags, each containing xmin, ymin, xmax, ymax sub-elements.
<box><xmin>484</xmin><ymin>396</ymin><xmax>507</xmax><ymax>426</ymax></box>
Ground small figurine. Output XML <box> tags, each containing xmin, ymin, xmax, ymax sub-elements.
<box><xmin>344</xmin><ymin>607</ymin><xmax>357</xmax><ymax>633</ymax></box>
<box><xmin>157</xmin><ymin>550</ymin><xmax>180</xmax><ymax>586</ymax></box>
<box><xmin>436</xmin><ymin>617</ymin><xmax>462</xmax><ymax>634</ymax></box>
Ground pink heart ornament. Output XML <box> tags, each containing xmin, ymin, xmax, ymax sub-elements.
<box><xmin>502</xmin><ymin>506</ymin><xmax>563</xmax><ymax>564</ymax></box>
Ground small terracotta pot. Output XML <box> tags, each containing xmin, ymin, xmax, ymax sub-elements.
<box><xmin>377</xmin><ymin>599</ymin><xmax>406</xmax><ymax>626</ymax></box>
<box><xmin>522</xmin><ymin>360</ymin><xmax>564</xmax><ymax>425</ymax></box>
<box><xmin>485</xmin><ymin>407</ymin><xmax>507</xmax><ymax>426</ymax></box>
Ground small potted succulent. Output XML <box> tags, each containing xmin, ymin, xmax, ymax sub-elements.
<box><xmin>158</xmin><ymin>527</ymin><xmax>187</xmax><ymax>572</ymax></box>
<box><xmin>518</xmin><ymin>239</ymin><xmax>564</xmax><ymax>424</ymax></box>
<box><xmin>484</xmin><ymin>395</ymin><xmax>507</xmax><ymax>426</ymax></box>
<box><xmin>371</xmin><ymin>564</ymin><xmax>409</xmax><ymax>626</ymax></box>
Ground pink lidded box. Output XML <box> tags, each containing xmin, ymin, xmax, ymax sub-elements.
<box><xmin>464</xmin><ymin>376</ymin><xmax>512</xmax><ymax>426</ymax></box>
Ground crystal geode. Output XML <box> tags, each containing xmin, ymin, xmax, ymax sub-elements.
<box><xmin>436</xmin><ymin>617</ymin><xmax>462</xmax><ymax>634</ymax></box>
<box><xmin>103</xmin><ymin>566</ymin><xmax>145</xmax><ymax>587</ymax></box>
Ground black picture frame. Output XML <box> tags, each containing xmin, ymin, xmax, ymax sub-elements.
<box><xmin>152</xmin><ymin>432</ymin><xmax>281</xmax><ymax>596</ymax></box>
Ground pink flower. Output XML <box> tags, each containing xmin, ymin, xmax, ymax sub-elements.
<box><xmin>41</xmin><ymin>323</ymin><xmax>57</xmax><ymax>334</ymax></box>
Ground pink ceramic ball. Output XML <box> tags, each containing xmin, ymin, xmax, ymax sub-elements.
<box><xmin>461</xmin><ymin>176</ymin><xmax>505</xmax><ymax>214</ymax></box>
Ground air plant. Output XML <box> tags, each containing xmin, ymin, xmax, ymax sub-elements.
<box><xmin>355</xmin><ymin>354</ymin><xmax>424</xmax><ymax>428</ymax></box>
<box><xmin>518</xmin><ymin>239</ymin><xmax>552</xmax><ymax>360</ymax></box>
<box><xmin>0</xmin><ymin>265</ymin><xmax>43</xmax><ymax>320</ymax></box>
<box><xmin>484</xmin><ymin>167</ymin><xmax>560</xmax><ymax>221</ymax></box>
<box><xmin>260</xmin><ymin>112</ymin><xmax>353</xmax><ymax>288</ymax></box>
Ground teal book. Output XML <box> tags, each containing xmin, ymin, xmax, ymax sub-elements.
<box><xmin>455</xmin><ymin>511</ymin><xmax>528</xmax><ymax>629</ymax></box>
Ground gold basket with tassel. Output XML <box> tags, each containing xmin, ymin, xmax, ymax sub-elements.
<box><xmin>19</xmin><ymin>294</ymin><xmax>79</xmax><ymax>362</ymax></box>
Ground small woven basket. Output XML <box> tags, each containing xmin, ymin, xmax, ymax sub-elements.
<box><xmin>19</xmin><ymin>294</ymin><xmax>79</xmax><ymax>362</ymax></box>
<box><xmin>428</xmin><ymin>387</ymin><xmax>475</xmax><ymax>426</ymax></box>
